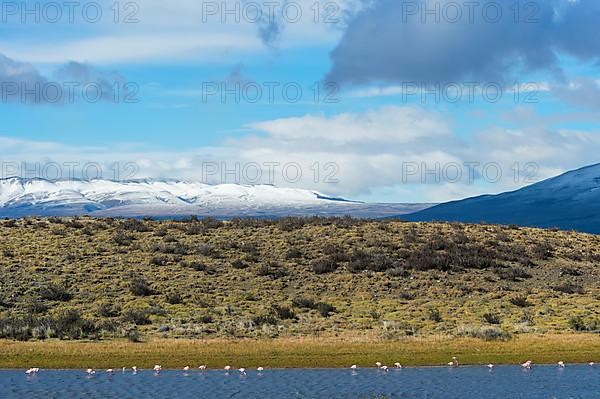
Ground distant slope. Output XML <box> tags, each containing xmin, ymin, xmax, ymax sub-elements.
<box><xmin>0</xmin><ymin>178</ymin><xmax>430</xmax><ymax>218</ymax></box>
<box><xmin>403</xmin><ymin>163</ymin><xmax>600</xmax><ymax>234</ymax></box>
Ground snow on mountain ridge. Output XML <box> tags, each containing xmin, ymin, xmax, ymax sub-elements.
<box><xmin>0</xmin><ymin>178</ymin><xmax>335</xmax><ymax>209</ymax></box>
<box><xmin>0</xmin><ymin>177</ymin><xmax>430</xmax><ymax>218</ymax></box>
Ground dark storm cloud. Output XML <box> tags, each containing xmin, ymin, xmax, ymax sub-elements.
<box><xmin>0</xmin><ymin>53</ymin><xmax>49</xmax><ymax>104</ymax></box>
<box><xmin>258</xmin><ymin>17</ymin><xmax>283</xmax><ymax>48</ymax></box>
<box><xmin>0</xmin><ymin>53</ymin><xmax>129</xmax><ymax>104</ymax></box>
<box><xmin>55</xmin><ymin>61</ymin><xmax>130</xmax><ymax>102</ymax></box>
<box><xmin>257</xmin><ymin>0</ymin><xmax>288</xmax><ymax>48</ymax></box>
<box><xmin>326</xmin><ymin>0</ymin><xmax>600</xmax><ymax>86</ymax></box>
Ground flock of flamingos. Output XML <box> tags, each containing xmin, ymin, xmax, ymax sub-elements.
<box><xmin>24</xmin><ymin>357</ymin><xmax>594</xmax><ymax>376</ymax></box>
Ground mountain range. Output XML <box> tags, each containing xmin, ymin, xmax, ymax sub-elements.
<box><xmin>1</xmin><ymin>163</ymin><xmax>599</xmax><ymax>234</ymax></box>
<box><xmin>403</xmin><ymin>163</ymin><xmax>600</xmax><ymax>234</ymax></box>
<box><xmin>0</xmin><ymin>177</ymin><xmax>428</xmax><ymax>218</ymax></box>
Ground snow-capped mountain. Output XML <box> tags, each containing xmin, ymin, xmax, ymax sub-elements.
<box><xmin>0</xmin><ymin>178</ymin><xmax>429</xmax><ymax>218</ymax></box>
<box><xmin>404</xmin><ymin>163</ymin><xmax>600</xmax><ymax>234</ymax></box>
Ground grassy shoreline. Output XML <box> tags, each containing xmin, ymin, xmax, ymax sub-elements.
<box><xmin>2</xmin><ymin>334</ymin><xmax>600</xmax><ymax>369</ymax></box>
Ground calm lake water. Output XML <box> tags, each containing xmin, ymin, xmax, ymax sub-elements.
<box><xmin>1</xmin><ymin>365</ymin><xmax>598</xmax><ymax>398</ymax></box>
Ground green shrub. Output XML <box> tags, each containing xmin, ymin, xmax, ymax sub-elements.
<box><xmin>256</xmin><ymin>261</ymin><xmax>289</xmax><ymax>279</ymax></box>
<box><xmin>122</xmin><ymin>309</ymin><xmax>151</xmax><ymax>325</ymax></box>
<box><xmin>553</xmin><ymin>282</ymin><xmax>585</xmax><ymax>295</ymax></box>
<box><xmin>285</xmin><ymin>247</ymin><xmax>303</xmax><ymax>259</ymax></box>
<box><xmin>292</xmin><ymin>297</ymin><xmax>317</xmax><ymax>309</ymax></box>
<box><xmin>277</xmin><ymin>217</ymin><xmax>306</xmax><ymax>231</ymax></box>
<box><xmin>510</xmin><ymin>296</ymin><xmax>532</xmax><ymax>307</ymax></box>
<box><xmin>231</xmin><ymin>259</ymin><xmax>248</xmax><ymax>269</ymax></box>
<box><xmin>165</xmin><ymin>292</ymin><xmax>183</xmax><ymax>305</ymax></box>
<box><xmin>457</xmin><ymin>325</ymin><xmax>511</xmax><ymax>341</ymax></box>
<box><xmin>201</xmin><ymin>217</ymin><xmax>223</xmax><ymax>229</ymax></box>
<box><xmin>197</xmin><ymin>243</ymin><xmax>220</xmax><ymax>258</ymax></box>
<box><xmin>96</xmin><ymin>303</ymin><xmax>121</xmax><ymax>318</ymax></box>
<box><xmin>560</xmin><ymin>267</ymin><xmax>582</xmax><ymax>277</ymax></box>
<box><xmin>127</xmin><ymin>328</ymin><xmax>142</xmax><ymax>342</ymax></box>
<box><xmin>252</xmin><ymin>314</ymin><xmax>278</xmax><ymax>326</ymax></box>
<box><xmin>122</xmin><ymin>219</ymin><xmax>150</xmax><ymax>232</ymax></box>
<box><xmin>312</xmin><ymin>257</ymin><xmax>338</xmax><ymax>274</ymax></box>
<box><xmin>113</xmin><ymin>230</ymin><xmax>134</xmax><ymax>246</ymax></box>
<box><xmin>149</xmin><ymin>255</ymin><xmax>169</xmax><ymax>266</ymax></box>
<box><xmin>568</xmin><ymin>316</ymin><xmax>600</xmax><ymax>332</ymax></box>
<box><xmin>52</xmin><ymin>310</ymin><xmax>99</xmax><ymax>340</ymax></box>
<box><xmin>317</xmin><ymin>302</ymin><xmax>336</xmax><ymax>317</ymax></box>
<box><xmin>273</xmin><ymin>305</ymin><xmax>296</xmax><ymax>320</ymax></box>
<box><xmin>532</xmin><ymin>242</ymin><xmax>553</xmax><ymax>259</ymax></box>
<box><xmin>129</xmin><ymin>275</ymin><xmax>154</xmax><ymax>296</ymax></box>
<box><xmin>39</xmin><ymin>283</ymin><xmax>72</xmax><ymax>302</ymax></box>
<box><xmin>495</xmin><ymin>267</ymin><xmax>531</xmax><ymax>281</ymax></box>
<box><xmin>428</xmin><ymin>309</ymin><xmax>442</xmax><ymax>323</ymax></box>
<box><xmin>483</xmin><ymin>313</ymin><xmax>501</xmax><ymax>325</ymax></box>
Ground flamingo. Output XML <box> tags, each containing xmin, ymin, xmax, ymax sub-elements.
<box><xmin>106</xmin><ymin>369</ymin><xmax>114</xmax><ymax>373</ymax></box>
<box><xmin>590</xmin><ymin>362</ymin><xmax>596</xmax><ymax>366</ymax></box>
<box><xmin>25</xmin><ymin>368</ymin><xmax>36</xmax><ymax>375</ymax></box>
<box><xmin>380</xmin><ymin>365</ymin><xmax>389</xmax><ymax>372</ymax></box>
<box><xmin>350</xmin><ymin>365</ymin><xmax>357</xmax><ymax>370</ymax></box>
<box><xmin>198</xmin><ymin>365</ymin><xmax>207</xmax><ymax>371</ymax></box>
<box><xmin>224</xmin><ymin>365</ymin><xmax>231</xmax><ymax>372</ymax></box>
<box><xmin>183</xmin><ymin>366</ymin><xmax>190</xmax><ymax>372</ymax></box>
<box><xmin>257</xmin><ymin>367</ymin><xmax>264</xmax><ymax>372</ymax></box>
<box><xmin>521</xmin><ymin>360</ymin><xmax>532</xmax><ymax>369</ymax></box>
<box><xmin>86</xmin><ymin>368</ymin><xmax>95</xmax><ymax>375</ymax></box>
<box><xmin>448</xmin><ymin>357</ymin><xmax>459</xmax><ymax>367</ymax></box>
<box><xmin>153</xmin><ymin>365</ymin><xmax>162</xmax><ymax>373</ymax></box>
<box><xmin>487</xmin><ymin>364</ymin><xmax>494</xmax><ymax>370</ymax></box>
<box><xmin>394</xmin><ymin>362</ymin><xmax>402</xmax><ymax>369</ymax></box>
<box><xmin>132</xmin><ymin>366</ymin><xmax>138</xmax><ymax>373</ymax></box>
<box><xmin>239</xmin><ymin>368</ymin><xmax>246</xmax><ymax>375</ymax></box>
<box><xmin>375</xmin><ymin>362</ymin><xmax>382</xmax><ymax>368</ymax></box>
<box><xmin>558</xmin><ymin>361</ymin><xmax>565</xmax><ymax>368</ymax></box>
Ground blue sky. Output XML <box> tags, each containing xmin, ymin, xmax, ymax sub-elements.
<box><xmin>1</xmin><ymin>0</ymin><xmax>600</xmax><ymax>202</ymax></box>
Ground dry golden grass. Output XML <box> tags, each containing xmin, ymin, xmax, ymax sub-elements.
<box><xmin>2</xmin><ymin>334</ymin><xmax>600</xmax><ymax>369</ymax></box>
<box><xmin>1</xmin><ymin>216</ymin><xmax>600</xmax><ymax>344</ymax></box>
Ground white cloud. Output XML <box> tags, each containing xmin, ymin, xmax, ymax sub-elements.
<box><xmin>0</xmin><ymin>0</ymin><xmax>362</xmax><ymax>65</ymax></box>
<box><xmin>0</xmin><ymin>34</ymin><xmax>264</xmax><ymax>65</ymax></box>
<box><xmin>247</xmin><ymin>106</ymin><xmax>451</xmax><ymax>145</ymax></box>
<box><xmin>347</xmin><ymin>82</ymin><xmax>551</xmax><ymax>100</ymax></box>
<box><xmin>2</xmin><ymin>106</ymin><xmax>599</xmax><ymax>203</ymax></box>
